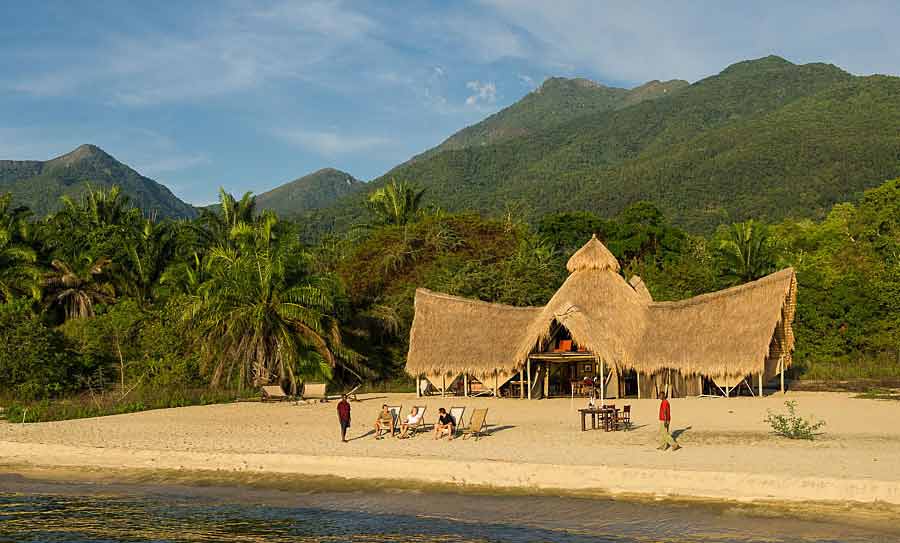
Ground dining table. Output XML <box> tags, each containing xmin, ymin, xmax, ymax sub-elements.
<box><xmin>578</xmin><ymin>406</ymin><xmax>619</xmax><ymax>432</ymax></box>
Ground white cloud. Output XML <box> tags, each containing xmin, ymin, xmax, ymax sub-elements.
<box><xmin>518</xmin><ymin>74</ymin><xmax>536</xmax><ymax>88</ymax></box>
<box><xmin>276</xmin><ymin>128</ymin><xmax>390</xmax><ymax>156</ymax></box>
<box><xmin>465</xmin><ymin>80</ymin><xmax>497</xmax><ymax>106</ymax></box>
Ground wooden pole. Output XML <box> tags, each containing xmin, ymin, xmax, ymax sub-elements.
<box><xmin>520</xmin><ymin>368</ymin><xmax>524</xmax><ymax>399</ymax></box>
<box><xmin>543</xmin><ymin>363</ymin><xmax>549</xmax><ymax>398</ymax></box>
<box><xmin>637</xmin><ymin>372</ymin><xmax>641</xmax><ymax>399</ymax></box>
<box><xmin>417</xmin><ymin>374</ymin><xmax>422</xmax><ymax>398</ymax></box>
<box><xmin>758</xmin><ymin>372</ymin><xmax>763</xmax><ymax>398</ymax></box>
<box><xmin>494</xmin><ymin>371</ymin><xmax>499</xmax><ymax>398</ymax></box>
<box><xmin>442</xmin><ymin>374</ymin><xmax>446</xmax><ymax>398</ymax></box>
<box><xmin>600</xmin><ymin>358</ymin><xmax>605</xmax><ymax>405</ymax></box>
<box><xmin>463</xmin><ymin>374</ymin><xmax>469</xmax><ymax>397</ymax></box>
<box><xmin>527</xmin><ymin>359</ymin><xmax>532</xmax><ymax>400</ymax></box>
<box><xmin>780</xmin><ymin>358</ymin><xmax>785</xmax><ymax>394</ymax></box>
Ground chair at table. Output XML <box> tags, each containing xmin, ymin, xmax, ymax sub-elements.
<box><xmin>618</xmin><ymin>405</ymin><xmax>632</xmax><ymax>431</ymax></box>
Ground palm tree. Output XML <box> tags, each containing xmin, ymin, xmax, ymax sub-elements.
<box><xmin>195</xmin><ymin>188</ymin><xmax>257</xmax><ymax>247</ymax></box>
<box><xmin>122</xmin><ymin>219</ymin><xmax>180</xmax><ymax>303</ymax></box>
<box><xmin>43</xmin><ymin>255</ymin><xmax>116</xmax><ymax>319</ymax></box>
<box><xmin>718</xmin><ymin>220</ymin><xmax>775</xmax><ymax>283</ymax></box>
<box><xmin>59</xmin><ymin>185</ymin><xmax>139</xmax><ymax>228</ymax></box>
<box><xmin>183</xmin><ymin>214</ymin><xmax>360</xmax><ymax>391</ymax></box>
<box><xmin>0</xmin><ymin>194</ymin><xmax>41</xmax><ymax>302</ymax></box>
<box><xmin>367</xmin><ymin>178</ymin><xmax>424</xmax><ymax>227</ymax></box>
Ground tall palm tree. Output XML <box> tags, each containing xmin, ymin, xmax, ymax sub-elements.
<box><xmin>718</xmin><ymin>220</ymin><xmax>775</xmax><ymax>283</ymax></box>
<box><xmin>43</xmin><ymin>255</ymin><xmax>116</xmax><ymax>319</ymax></box>
<box><xmin>195</xmin><ymin>188</ymin><xmax>257</xmax><ymax>247</ymax></box>
<box><xmin>183</xmin><ymin>215</ymin><xmax>360</xmax><ymax>391</ymax></box>
<box><xmin>122</xmin><ymin>219</ymin><xmax>180</xmax><ymax>303</ymax></box>
<box><xmin>59</xmin><ymin>185</ymin><xmax>139</xmax><ymax>228</ymax></box>
<box><xmin>367</xmin><ymin>178</ymin><xmax>424</xmax><ymax>227</ymax></box>
<box><xmin>0</xmin><ymin>194</ymin><xmax>41</xmax><ymax>302</ymax></box>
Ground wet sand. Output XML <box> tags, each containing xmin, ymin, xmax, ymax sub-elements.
<box><xmin>1</xmin><ymin>392</ymin><xmax>899</xmax><ymax>507</ymax></box>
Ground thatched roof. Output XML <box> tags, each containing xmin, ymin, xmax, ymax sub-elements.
<box><xmin>406</xmin><ymin>237</ymin><xmax>796</xmax><ymax>380</ymax></box>
<box><xmin>628</xmin><ymin>275</ymin><xmax>653</xmax><ymax>302</ymax></box>
<box><xmin>567</xmin><ymin>234</ymin><xmax>620</xmax><ymax>273</ymax></box>
<box><xmin>406</xmin><ymin>289</ymin><xmax>541</xmax><ymax>379</ymax></box>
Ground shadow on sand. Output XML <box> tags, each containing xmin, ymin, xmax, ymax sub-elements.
<box><xmin>672</xmin><ymin>426</ymin><xmax>692</xmax><ymax>440</ymax></box>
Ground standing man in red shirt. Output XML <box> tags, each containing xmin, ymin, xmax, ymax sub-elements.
<box><xmin>657</xmin><ymin>391</ymin><xmax>681</xmax><ymax>451</ymax></box>
<box><xmin>337</xmin><ymin>394</ymin><xmax>351</xmax><ymax>443</ymax></box>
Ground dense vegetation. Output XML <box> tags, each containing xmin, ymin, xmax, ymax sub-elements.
<box><xmin>0</xmin><ymin>144</ymin><xmax>195</xmax><ymax>219</ymax></box>
<box><xmin>255</xmin><ymin>168</ymin><xmax>363</xmax><ymax>217</ymax></box>
<box><xmin>1</xmin><ymin>172</ymin><xmax>898</xmax><ymax>421</ymax></box>
<box><xmin>311</xmin><ymin>57</ymin><xmax>900</xmax><ymax>235</ymax></box>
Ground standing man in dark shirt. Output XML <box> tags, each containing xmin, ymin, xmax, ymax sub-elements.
<box><xmin>657</xmin><ymin>391</ymin><xmax>680</xmax><ymax>451</ymax></box>
<box><xmin>337</xmin><ymin>394</ymin><xmax>351</xmax><ymax>442</ymax></box>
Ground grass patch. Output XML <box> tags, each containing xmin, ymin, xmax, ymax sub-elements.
<box><xmin>2</xmin><ymin>387</ymin><xmax>244</xmax><ymax>424</ymax></box>
<box><xmin>855</xmin><ymin>387</ymin><xmax>900</xmax><ymax>401</ymax></box>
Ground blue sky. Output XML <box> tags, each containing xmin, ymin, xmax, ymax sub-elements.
<box><xmin>2</xmin><ymin>1</ymin><xmax>899</xmax><ymax>205</ymax></box>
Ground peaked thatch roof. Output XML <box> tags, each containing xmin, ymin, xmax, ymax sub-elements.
<box><xmin>567</xmin><ymin>234</ymin><xmax>620</xmax><ymax>273</ymax></box>
<box><xmin>406</xmin><ymin>237</ymin><xmax>797</xmax><ymax>381</ymax></box>
<box><xmin>629</xmin><ymin>275</ymin><xmax>653</xmax><ymax>302</ymax></box>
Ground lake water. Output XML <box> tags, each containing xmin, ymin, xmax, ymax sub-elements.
<box><xmin>0</xmin><ymin>474</ymin><xmax>897</xmax><ymax>542</ymax></box>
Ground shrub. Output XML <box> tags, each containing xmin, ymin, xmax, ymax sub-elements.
<box><xmin>764</xmin><ymin>400</ymin><xmax>826</xmax><ymax>440</ymax></box>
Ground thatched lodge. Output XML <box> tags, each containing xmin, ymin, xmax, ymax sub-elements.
<box><xmin>406</xmin><ymin>235</ymin><xmax>797</xmax><ymax>399</ymax></box>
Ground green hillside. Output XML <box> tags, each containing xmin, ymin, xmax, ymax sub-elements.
<box><xmin>314</xmin><ymin>56</ymin><xmax>900</xmax><ymax>233</ymax></box>
<box><xmin>413</xmin><ymin>77</ymin><xmax>688</xmax><ymax>159</ymax></box>
<box><xmin>0</xmin><ymin>144</ymin><xmax>196</xmax><ymax>218</ymax></box>
<box><xmin>255</xmin><ymin>168</ymin><xmax>363</xmax><ymax>217</ymax></box>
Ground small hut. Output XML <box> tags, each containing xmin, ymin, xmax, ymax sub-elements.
<box><xmin>406</xmin><ymin>235</ymin><xmax>797</xmax><ymax>398</ymax></box>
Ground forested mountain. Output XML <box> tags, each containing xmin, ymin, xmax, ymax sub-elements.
<box><xmin>314</xmin><ymin>56</ymin><xmax>900</xmax><ymax>234</ymax></box>
<box><xmin>0</xmin><ymin>144</ymin><xmax>196</xmax><ymax>218</ymax></box>
<box><xmin>255</xmin><ymin>168</ymin><xmax>363</xmax><ymax>217</ymax></box>
<box><xmin>413</xmin><ymin>77</ymin><xmax>688</xmax><ymax>159</ymax></box>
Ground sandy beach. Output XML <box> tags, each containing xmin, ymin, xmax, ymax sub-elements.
<box><xmin>2</xmin><ymin>392</ymin><xmax>899</xmax><ymax>507</ymax></box>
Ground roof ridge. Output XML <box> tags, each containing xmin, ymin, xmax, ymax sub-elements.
<box><xmin>649</xmin><ymin>268</ymin><xmax>795</xmax><ymax>309</ymax></box>
<box><xmin>415</xmin><ymin>288</ymin><xmax>545</xmax><ymax>311</ymax></box>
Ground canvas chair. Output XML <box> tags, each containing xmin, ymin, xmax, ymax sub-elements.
<box><xmin>376</xmin><ymin>405</ymin><xmax>402</xmax><ymax>438</ymax></box>
<box><xmin>448</xmin><ymin>406</ymin><xmax>466</xmax><ymax>437</ymax></box>
<box><xmin>400</xmin><ymin>406</ymin><xmax>428</xmax><ymax>438</ymax></box>
<box><xmin>261</xmin><ymin>385</ymin><xmax>289</xmax><ymax>402</ymax></box>
<box><xmin>301</xmin><ymin>382</ymin><xmax>327</xmax><ymax>401</ymax></box>
<box><xmin>462</xmin><ymin>408</ymin><xmax>489</xmax><ymax>440</ymax></box>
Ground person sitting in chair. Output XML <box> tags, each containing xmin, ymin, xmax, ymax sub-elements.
<box><xmin>374</xmin><ymin>404</ymin><xmax>395</xmax><ymax>439</ymax></box>
<box><xmin>399</xmin><ymin>406</ymin><xmax>423</xmax><ymax>438</ymax></box>
<box><xmin>433</xmin><ymin>407</ymin><xmax>456</xmax><ymax>441</ymax></box>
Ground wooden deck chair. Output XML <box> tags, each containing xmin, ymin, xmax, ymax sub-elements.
<box><xmin>462</xmin><ymin>408</ymin><xmax>489</xmax><ymax>440</ymax></box>
<box><xmin>301</xmin><ymin>382</ymin><xmax>327</xmax><ymax>401</ymax></box>
<box><xmin>448</xmin><ymin>406</ymin><xmax>466</xmax><ymax>437</ymax></box>
<box><xmin>375</xmin><ymin>405</ymin><xmax>402</xmax><ymax>438</ymax></box>
<box><xmin>261</xmin><ymin>385</ymin><xmax>289</xmax><ymax>402</ymax></box>
<box><xmin>402</xmin><ymin>405</ymin><xmax>428</xmax><ymax>437</ymax></box>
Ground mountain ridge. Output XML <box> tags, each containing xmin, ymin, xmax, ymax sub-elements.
<box><xmin>0</xmin><ymin>144</ymin><xmax>197</xmax><ymax>218</ymax></box>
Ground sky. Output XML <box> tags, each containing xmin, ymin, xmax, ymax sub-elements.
<box><xmin>2</xmin><ymin>1</ymin><xmax>899</xmax><ymax>205</ymax></box>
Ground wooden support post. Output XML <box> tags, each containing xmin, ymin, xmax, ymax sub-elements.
<box><xmin>599</xmin><ymin>358</ymin><xmax>605</xmax><ymax>405</ymax></box>
<box><xmin>417</xmin><ymin>374</ymin><xmax>422</xmax><ymax>398</ymax></box>
<box><xmin>527</xmin><ymin>359</ymin><xmax>532</xmax><ymax>400</ymax></box>
<box><xmin>520</xmin><ymin>369</ymin><xmax>524</xmax><ymax>399</ymax></box>
<box><xmin>780</xmin><ymin>358</ymin><xmax>785</xmax><ymax>394</ymax></box>
<box><xmin>494</xmin><ymin>371</ymin><xmax>499</xmax><ymax>398</ymax></box>
<box><xmin>758</xmin><ymin>372</ymin><xmax>763</xmax><ymax>398</ymax></box>
<box><xmin>463</xmin><ymin>374</ymin><xmax>469</xmax><ymax>397</ymax></box>
<box><xmin>543</xmin><ymin>363</ymin><xmax>549</xmax><ymax>398</ymax></box>
<box><xmin>442</xmin><ymin>374</ymin><xmax>446</xmax><ymax>398</ymax></box>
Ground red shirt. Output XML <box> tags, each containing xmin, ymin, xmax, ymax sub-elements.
<box><xmin>659</xmin><ymin>399</ymin><xmax>671</xmax><ymax>422</ymax></box>
<box><xmin>337</xmin><ymin>400</ymin><xmax>351</xmax><ymax>422</ymax></box>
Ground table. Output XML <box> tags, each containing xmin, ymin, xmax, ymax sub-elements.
<box><xmin>578</xmin><ymin>407</ymin><xmax>619</xmax><ymax>431</ymax></box>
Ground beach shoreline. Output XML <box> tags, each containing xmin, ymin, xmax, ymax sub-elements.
<box><xmin>2</xmin><ymin>392</ymin><xmax>899</xmax><ymax>515</ymax></box>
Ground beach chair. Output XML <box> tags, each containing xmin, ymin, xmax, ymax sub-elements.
<box><xmin>261</xmin><ymin>385</ymin><xmax>289</xmax><ymax>402</ymax></box>
<box><xmin>462</xmin><ymin>408</ymin><xmax>489</xmax><ymax>440</ymax></box>
<box><xmin>402</xmin><ymin>406</ymin><xmax>428</xmax><ymax>438</ymax></box>
<box><xmin>449</xmin><ymin>406</ymin><xmax>466</xmax><ymax>437</ymax></box>
<box><xmin>301</xmin><ymin>382</ymin><xmax>327</xmax><ymax>402</ymax></box>
<box><xmin>375</xmin><ymin>405</ymin><xmax>402</xmax><ymax>438</ymax></box>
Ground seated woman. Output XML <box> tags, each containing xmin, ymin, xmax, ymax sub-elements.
<box><xmin>433</xmin><ymin>407</ymin><xmax>456</xmax><ymax>441</ymax></box>
<box><xmin>374</xmin><ymin>404</ymin><xmax>395</xmax><ymax>438</ymax></box>
<box><xmin>398</xmin><ymin>406</ymin><xmax>424</xmax><ymax>438</ymax></box>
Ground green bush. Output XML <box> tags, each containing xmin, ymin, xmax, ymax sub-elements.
<box><xmin>764</xmin><ymin>401</ymin><xmax>826</xmax><ymax>440</ymax></box>
<box><xmin>0</xmin><ymin>300</ymin><xmax>89</xmax><ymax>400</ymax></box>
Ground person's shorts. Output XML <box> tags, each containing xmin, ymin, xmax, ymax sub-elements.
<box><xmin>340</xmin><ymin>420</ymin><xmax>350</xmax><ymax>431</ymax></box>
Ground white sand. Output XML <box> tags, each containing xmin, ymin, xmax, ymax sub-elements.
<box><xmin>2</xmin><ymin>392</ymin><xmax>899</xmax><ymax>505</ymax></box>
